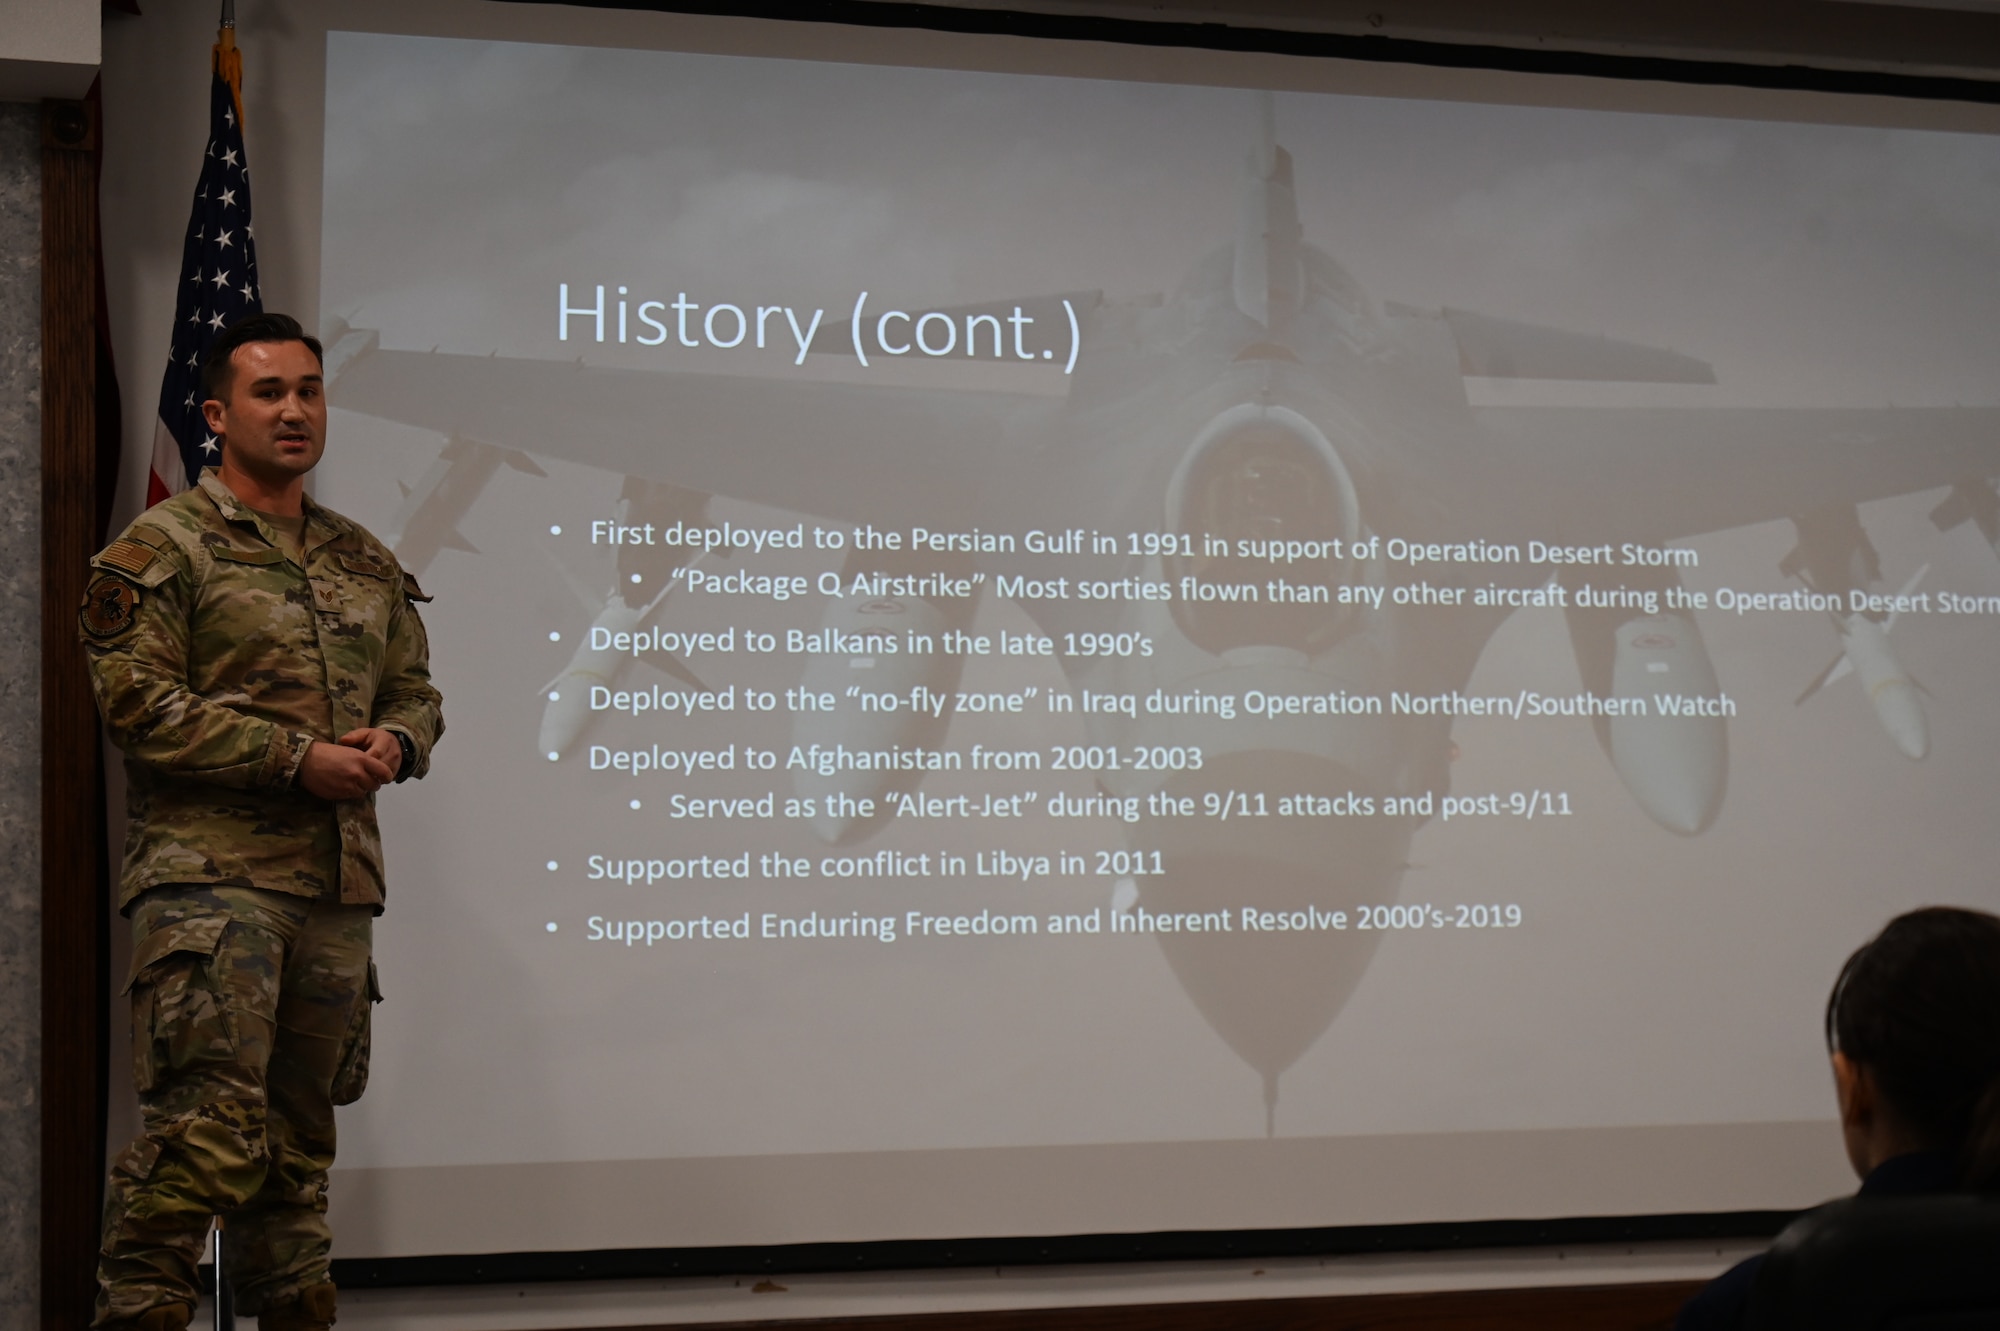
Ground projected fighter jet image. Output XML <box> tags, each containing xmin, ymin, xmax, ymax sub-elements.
<box><xmin>322</xmin><ymin>98</ymin><xmax>2000</xmax><ymax>1125</ymax></box>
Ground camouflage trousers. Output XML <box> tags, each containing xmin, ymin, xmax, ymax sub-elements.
<box><xmin>95</xmin><ymin>886</ymin><xmax>378</xmax><ymax>1326</ymax></box>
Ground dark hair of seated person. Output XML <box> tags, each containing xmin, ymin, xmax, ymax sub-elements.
<box><xmin>1826</xmin><ymin>905</ymin><xmax>2000</xmax><ymax>1189</ymax></box>
<box><xmin>1676</xmin><ymin>905</ymin><xmax>2000</xmax><ymax>1331</ymax></box>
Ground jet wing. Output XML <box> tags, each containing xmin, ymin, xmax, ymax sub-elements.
<box><xmin>1381</xmin><ymin>304</ymin><xmax>1716</xmax><ymax>384</ymax></box>
<box><xmin>1443</xmin><ymin>310</ymin><xmax>1714</xmax><ymax>384</ymax></box>
<box><xmin>1463</xmin><ymin>405</ymin><xmax>2000</xmax><ymax>544</ymax></box>
<box><xmin>331</xmin><ymin>348</ymin><xmax>1050</xmax><ymax>526</ymax></box>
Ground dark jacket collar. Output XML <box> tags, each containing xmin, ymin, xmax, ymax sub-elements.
<box><xmin>1858</xmin><ymin>1150</ymin><xmax>1959</xmax><ymax>1196</ymax></box>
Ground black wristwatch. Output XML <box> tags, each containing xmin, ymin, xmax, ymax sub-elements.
<box><xmin>392</xmin><ymin>730</ymin><xmax>418</xmax><ymax>783</ymax></box>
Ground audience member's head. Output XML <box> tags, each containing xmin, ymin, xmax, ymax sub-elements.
<box><xmin>1824</xmin><ymin>906</ymin><xmax>2000</xmax><ymax>1188</ymax></box>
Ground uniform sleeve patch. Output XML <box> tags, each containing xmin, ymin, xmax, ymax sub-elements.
<box><xmin>81</xmin><ymin>574</ymin><xmax>142</xmax><ymax>641</ymax></box>
<box><xmin>97</xmin><ymin>538</ymin><xmax>159</xmax><ymax>578</ymax></box>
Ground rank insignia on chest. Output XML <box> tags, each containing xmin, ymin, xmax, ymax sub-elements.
<box><xmin>81</xmin><ymin>574</ymin><xmax>141</xmax><ymax>640</ymax></box>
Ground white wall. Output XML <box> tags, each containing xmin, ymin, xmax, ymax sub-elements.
<box><xmin>0</xmin><ymin>0</ymin><xmax>99</xmax><ymax>101</ymax></box>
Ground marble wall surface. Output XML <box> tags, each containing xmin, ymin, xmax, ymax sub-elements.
<box><xmin>0</xmin><ymin>101</ymin><xmax>42</xmax><ymax>1331</ymax></box>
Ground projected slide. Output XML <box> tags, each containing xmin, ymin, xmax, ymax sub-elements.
<box><xmin>313</xmin><ymin>29</ymin><xmax>2000</xmax><ymax>1250</ymax></box>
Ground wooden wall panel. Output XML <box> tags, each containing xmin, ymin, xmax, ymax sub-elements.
<box><xmin>41</xmin><ymin>93</ymin><xmax>107</xmax><ymax>1331</ymax></box>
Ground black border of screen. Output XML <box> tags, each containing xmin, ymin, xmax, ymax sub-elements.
<box><xmin>324</xmin><ymin>1209</ymin><xmax>1796</xmax><ymax>1287</ymax></box>
<box><xmin>504</xmin><ymin>0</ymin><xmax>2000</xmax><ymax>105</ymax></box>
<box><xmin>315</xmin><ymin>0</ymin><xmax>1993</xmax><ymax>1286</ymax></box>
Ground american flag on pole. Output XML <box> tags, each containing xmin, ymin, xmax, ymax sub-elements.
<box><xmin>148</xmin><ymin>14</ymin><xmax>261</xmax><ymax>506</ymax></box>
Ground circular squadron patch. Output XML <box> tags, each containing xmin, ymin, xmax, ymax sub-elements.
<box><xmin>81</xmin><ymin>574</ymin><xmax>141</xmax><ymax>640</ymax></box>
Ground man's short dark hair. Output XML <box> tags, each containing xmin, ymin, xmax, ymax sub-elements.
<box><xmin>200</xmin><ymin>312</ymin><xmax>325</xmax><ymax>403</ymax></box>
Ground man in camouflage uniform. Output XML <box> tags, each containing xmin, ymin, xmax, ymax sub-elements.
<box><xmin>82</xmin><ymin>313</ymin><xmax>443</xmax><ymax>1331</ymax></box>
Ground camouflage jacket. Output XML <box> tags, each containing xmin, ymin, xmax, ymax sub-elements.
<box><xmin>82</xmin><ymin>470</ymin><xmax>443</xmax><ymax>911</ymax></box>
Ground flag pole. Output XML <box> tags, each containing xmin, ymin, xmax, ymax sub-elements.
<box><xmin>212</xmin><ymin>1217</ymin><xmax>235</xmax><ymax>1331</ymax></box>
<box><xmin>206</xmin><ymin>0</ymin><xmax>240</xmax><ymax>1300</ymax></box>
<box><xmin>209</xmin><ymin>10</ymin><xmax>243</xmax><ymax>1328</ymax></box>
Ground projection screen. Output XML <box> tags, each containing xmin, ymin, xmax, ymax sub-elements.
<box><xmin>294</xmin><ymin>13</ymin><xmax>2000</xmax><ymax>1259</ymax></box>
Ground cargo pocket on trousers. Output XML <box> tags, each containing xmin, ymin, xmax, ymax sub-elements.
<box><xmin>125</xmin><ymin>916</ymin><xmax>235</xmax><ymax>1094</ymax></box>
<box><xmin>330</xmin><ymin>960</ymin><xmax>382</xmax><ymax>1106</ymax></box>
<box><xmin>99</xmin><ymin>1135</ymin><xmax>167</xmax><ymax>1250</ymax></box>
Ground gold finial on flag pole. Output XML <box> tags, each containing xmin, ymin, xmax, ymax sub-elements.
<box><xmin>214</xmin><ymin>0</ymin><xmax>245</xmax><ymax>128</ymax></box>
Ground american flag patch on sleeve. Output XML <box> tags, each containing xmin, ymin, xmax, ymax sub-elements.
<box><xmin>97</xmin><ymin>539</ymin><xmax>160</xmax><ymax>578</ymax></box>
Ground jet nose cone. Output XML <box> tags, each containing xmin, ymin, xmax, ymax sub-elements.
<box><xmin>1134</xmin><ymin>753</ymin><xmax>1417</xmax><ymax>1102</ymax></box>
<box><xmin>1143</xmin><ymin>847</ymin><xmax>1401</xmax><ymax>1094</ymax></box>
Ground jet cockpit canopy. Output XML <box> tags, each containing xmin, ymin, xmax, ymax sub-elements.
<box><xmin>1165</xmin><ymin>403</ymin><xmax>1363</xmax><ymax>657</ymax></box>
